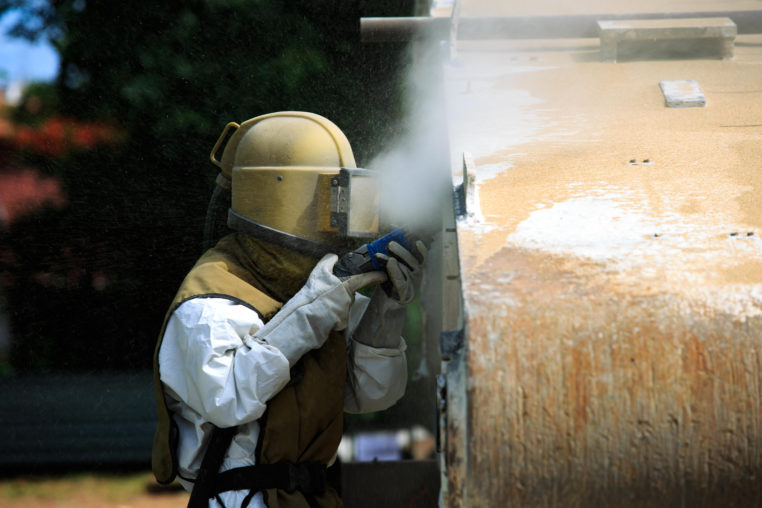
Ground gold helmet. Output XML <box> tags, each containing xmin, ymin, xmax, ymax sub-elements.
<box><xmin>209</xmin><ymin>112</ymin><xmax>379</xmax><ymax>255</ymax></box>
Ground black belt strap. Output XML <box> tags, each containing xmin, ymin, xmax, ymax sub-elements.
<box><xmin>213</xmin><ymin>462</ymin><xmax>327</xmax><ymax>496</ymax></box>
<box><xmin>187</xmin><ymin>426</ymin><xmax>327</xmax><ymax>507</ymax></box>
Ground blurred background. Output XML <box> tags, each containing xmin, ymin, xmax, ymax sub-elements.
<box><xmin>0</xmin><ymin>0</ymin><xmax>440</xmax><ymax>503</ymax></box>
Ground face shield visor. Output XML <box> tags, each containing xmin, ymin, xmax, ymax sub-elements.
<box><xmin>325</xmin><ymin>168</ymin><xmax>381</xmax><ymax>239</ymax></box>
<box><xmin>224</xmin><ymin>165</ymin><xmax>384</xmax><ymax>257</ymax></box>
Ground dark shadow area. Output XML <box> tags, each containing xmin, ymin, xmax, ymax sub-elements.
<box><xmin>341</xmin><ymin>460</ymin><xmax>439</xmax><ymax>508</ymax></box>
<box><xmin>0</xmin><ymin>371</ymin><xmax>155</xmax><ymax>475</ymax></box>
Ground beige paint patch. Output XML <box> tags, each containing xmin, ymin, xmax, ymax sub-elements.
<box><xmin>453</xmin><ymin>45</ymin><xmax>762</xmax><ymax>295</ymax></box>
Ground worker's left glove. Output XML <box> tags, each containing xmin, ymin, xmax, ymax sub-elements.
<box><xmin>353</xmin><ymin>240</ymin><xmax>427</xmax><ymax>349</ymax></box>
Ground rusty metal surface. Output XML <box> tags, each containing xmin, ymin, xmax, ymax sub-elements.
<box><xmin>466</xmin><ymin>252</ymin><xmax>762</xmax><ymax>506</ymax></box>
<box><xmin>442</xmin><ymin>1</ymin><xmax>762</xmax><ymax>505</ymax></box>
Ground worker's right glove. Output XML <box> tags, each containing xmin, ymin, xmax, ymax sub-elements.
<box><xmin>376</xmin><ymin>240</ymin><xmax>427</xmax><ymax>305</ymax></box>
<box><xmin>353</xmin><ymin>240</ymin><xmax>427</xmax><ymax>349</ymax></box>
<box><xmin>250</xmin><ymin>253</ymin><xmax>387</xmax><ymax>367</ymax></box>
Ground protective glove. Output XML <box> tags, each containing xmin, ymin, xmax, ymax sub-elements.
<box><xmin>251</xmin><ymin>253</ymin><xmax>386</xmax><ymax>366</ymax></box>
<box><xmin>353</xmin><ymin>240</ymin><xmax>427</xmax><ymax>349</ymax></box>
<box><xmin>376</xmin><ymin>240</ymin><xmax>427</xmax><ymax>305</ymax></box>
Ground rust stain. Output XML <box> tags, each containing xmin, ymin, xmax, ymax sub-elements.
<box><xmin>461</xmin><ymin>247</ymin><xmax>762</xmax><ymax>506</ymax></box>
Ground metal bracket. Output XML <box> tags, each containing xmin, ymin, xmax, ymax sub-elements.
<box><xmin>440</xmin><ymin>328</ymin><xmax>464</xmax><ymax>358</ymax></box>
<box><xmin>328</xmin><ymin>168</ymin><xmax>379</xmax><ymax>238</ymax></box>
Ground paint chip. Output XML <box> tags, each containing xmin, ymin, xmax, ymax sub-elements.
<box><xmin>659</xmin><ymin>80</ymin><xmax>706</xmax><ymax>107</ymax></box>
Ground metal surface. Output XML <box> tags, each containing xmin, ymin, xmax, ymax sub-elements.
<box><xmin>598</xmin><ymin>18</ymin><xmax>738</xmax><ymax>62</ymax></box>
<box><xmin>361</xmin><ymin>11</ymin><xmax>762</xmax><ymax>42</ymax></box>
<box><xmin>435</xmin><ymin>1</ymin><xmax>762</xmax><ymax>505</ymax></box>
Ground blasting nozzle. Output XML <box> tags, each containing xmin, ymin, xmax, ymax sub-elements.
<box><xmin>333</xmin><ymin>228</ymin><xmax>425</xmax><ymax>279</ymax></box>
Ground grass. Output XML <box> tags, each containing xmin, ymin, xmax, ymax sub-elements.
<box><xmin>0</xmin><ymin>471</ymin><xmax>186</xmax><ymax>507</ymax></box>
<box><xmin>0</xmin><ymin>472</ymin><xmax>146</xmax><ymax>501</ymax></box>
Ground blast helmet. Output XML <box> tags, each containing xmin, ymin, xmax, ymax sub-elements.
<box><xmin>205</xmin><ymin>112</ymin><xmax>381</xmax><ymax>255</ymax></box>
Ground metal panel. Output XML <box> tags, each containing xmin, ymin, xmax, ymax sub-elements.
<box><xmin>440</xmin><ymin>2</ymin><xmax>762</xmax><ymax>504</ymax></box>
<box><xmin>361</xmin><ymin>11</ymin><xmax>762</xmax><ymax>42</ymax></box>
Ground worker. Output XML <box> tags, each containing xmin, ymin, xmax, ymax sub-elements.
<box><xmin>151</xmin><ymin>111</ymin><xmax>427</xmax><ymax>508</ymax></box>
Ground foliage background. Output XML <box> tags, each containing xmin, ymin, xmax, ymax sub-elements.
<box><xmin>0</xmin><ymin>0</ymin><xmax>425</xmax><ymax>373</ymax></box>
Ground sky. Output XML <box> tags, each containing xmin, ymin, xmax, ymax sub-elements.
<box><xmin>0</xmin><ymin>10</ymin><xmax>60</xmax><ymax>89</ymax></box>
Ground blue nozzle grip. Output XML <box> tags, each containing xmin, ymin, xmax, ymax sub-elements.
<box><xmin>366</xmin><ymin>229</ymin><xmax>410</xmax><ymax>271</ymax></box>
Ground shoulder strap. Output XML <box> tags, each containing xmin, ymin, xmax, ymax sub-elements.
<box><xmin>187</xmin><ymin>425</ymin><xmax>238</xmax><ymax>508</ymax></box>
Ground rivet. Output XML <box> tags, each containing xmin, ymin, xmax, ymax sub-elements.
<box><xmin>277</xmin><ymin>175</ymin><xmax>284</xmax><ymax>181</ymax></box>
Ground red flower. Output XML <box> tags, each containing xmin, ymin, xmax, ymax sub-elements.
<box><xmin>0</xmin><ymin>168</ymin><xmax>67</xmax><ymax>227</ymax></box>
<box><xmin>10</xmin><ymin>116</ymin><xmax>119</xmax><ymax>157</ymax></box>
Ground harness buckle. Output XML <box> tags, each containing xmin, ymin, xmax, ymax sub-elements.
<box><xmin>285</xmin><ymin>462</ymin><xmax>326</xmax><ymax>495</ymax></box>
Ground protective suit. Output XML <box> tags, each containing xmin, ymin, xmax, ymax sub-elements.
<box><xmin>152</xmin><ymin>112</ymin><xmax>426</xmax><ymax>508</ymax></box>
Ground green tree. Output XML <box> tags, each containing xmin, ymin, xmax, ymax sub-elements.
<box><xmin>1</xmin><ymin>0</ymin><xmax>419</xmax><ymax>372</ymax></box>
